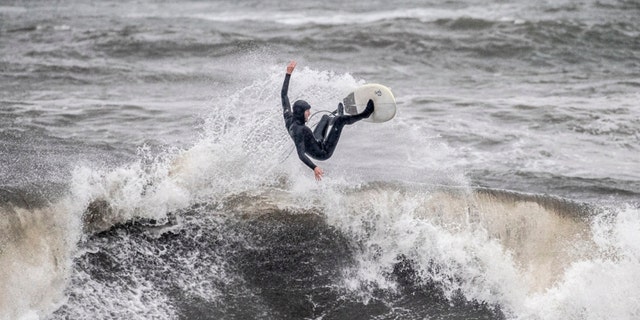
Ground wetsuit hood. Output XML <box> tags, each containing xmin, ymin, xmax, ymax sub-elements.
<box><xmin>292</xmin><ymin>100</ymin><xmax>310</xmax><ymax>124</ymax></box>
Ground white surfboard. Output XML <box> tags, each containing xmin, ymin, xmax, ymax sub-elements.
<box><xmin>342</xmin><ymin>84</ymin><xmax>396</xmax><ymax>123</ymax></box>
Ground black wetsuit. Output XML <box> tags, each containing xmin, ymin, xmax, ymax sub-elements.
<box><xmin>281</xmin><ymin>73</ymin><xmax>373</xmax><ymax>170</ymax></box>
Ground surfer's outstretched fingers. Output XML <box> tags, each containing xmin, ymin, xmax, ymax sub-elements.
<box><xmin>314</xmin><ymin>166</ymin><xmax>323</xmax><ymax>181</ymax></box>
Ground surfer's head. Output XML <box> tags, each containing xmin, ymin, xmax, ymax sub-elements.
<box><xmin>293</xmin><ymin>100</ymin><xmax>311</xmax><ymax>123</ymax></box>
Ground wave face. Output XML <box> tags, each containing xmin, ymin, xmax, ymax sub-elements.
<box><xmin>4</xmin><ymin>177</ymin><xmax>634</xmax><ymax>319</ymax></box>
<box><xmin>1</xmin><ymin>0</ymin><xmax>639</xmax><ymax>318</ymax></box>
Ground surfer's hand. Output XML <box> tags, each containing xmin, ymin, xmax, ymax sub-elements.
<box><xmin>314</xmin><ymin>166</ymin><xmax>323</xmax><ymax>181</ymax></box>
<box><xmin>286</xmin><ymin>60</ymin><xmax>297</xmax><ymax>74</ymax></box>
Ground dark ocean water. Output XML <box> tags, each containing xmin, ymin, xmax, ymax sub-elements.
<box><xmin>1</xmin><ymin>0</ymin><xmax>639</xmax><ymax>319</ymax></box>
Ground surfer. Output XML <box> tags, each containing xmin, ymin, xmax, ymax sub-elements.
<box><xmin>281</xmin><ymin>60</ymin><xmax>374</xmax><ymax>181</ymax></box>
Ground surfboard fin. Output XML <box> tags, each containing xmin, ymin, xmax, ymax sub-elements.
<box><xmin>331</xmin><ymin>102</ymin><xmax>345</xmax><ymax>116</ymax></box>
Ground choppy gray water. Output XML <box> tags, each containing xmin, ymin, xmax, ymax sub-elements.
<box><xmin>1</xmin><ymin>0</ymin><xmax>639</xmax><ymax>319</ymax></box>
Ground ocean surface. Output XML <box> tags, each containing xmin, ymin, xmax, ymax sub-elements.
<box><xmin>1</xmin><ymin>0</ymin><xmax>639</xmax><ymax>319</ymax></box>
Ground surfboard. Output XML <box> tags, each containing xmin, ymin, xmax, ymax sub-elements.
<box><xmin>342</xmin><ymin>84</ymin><xmax>396</xmax><ymax>123</ymax></box>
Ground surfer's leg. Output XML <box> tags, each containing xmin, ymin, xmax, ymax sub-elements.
<box><xmin>318</xmin><ymin>119</ymin><xmax>345</xmax><ymax>159</ymax></box>
<box><xmin>319</xmin><ymin>100</ymin><xmax>374</xmax><ymax>158</ymax></box>
<box><xmin>313</xmin><ymin>114</ymin><xmax>332</xmax><ymax>142</ymax></box>
<box><xmin>341</xmin><ymin>99</ymin><xmax>374</xmax><ymax>125</ymax></box>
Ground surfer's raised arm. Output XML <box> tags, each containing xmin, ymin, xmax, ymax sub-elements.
<box><xmin>281</xmin><ymin>60</ymin><xmax>296</xmax><ymax>116</ymax></box>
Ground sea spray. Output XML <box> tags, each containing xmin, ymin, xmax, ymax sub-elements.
<box><xmin>319</xmin><ymin>184</ymin><xmax>527</xmax><ymax>313</ymax></box>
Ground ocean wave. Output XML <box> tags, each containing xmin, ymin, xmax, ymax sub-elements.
<box><xmin>93</xmin><ymin>35</ymin><xmax>259</xmax><ymax>59</ymax></box>
<box><xmin>257</xmin><ymin>17</ymin><xmax>638</xmax><ymax>67</ymax></box>
<box><xmin>3</xmin><ymin>7</ymin><xmax>636</xmax><ymax>74</ymax></box>
<box><xmin>0</xmin><ymin>177</ymin><xmax>589</xmax><ymax>318</ymax></box>
<box><xmin>2</xmin><ymin>168</ymin><xmax>637</xmax><ymax>319</ymax></box>
<box><xmin>11</xmin><ymin>173</ymin><xmax>628</xmax><ymax>319</ymax></box>
<box><xmin>175</xmin><ymin>6</ymin><xmax>530</xmax><ymax>27</ymax></box>
<box><xmin>0</xmin><ymin>5</ymin><xmax>26</xmax><ymax>14</ymax></box>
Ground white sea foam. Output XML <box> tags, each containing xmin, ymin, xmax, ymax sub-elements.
<box><xmin>318</xmin><ymin>183</ymin><xmax>640</xmax><ymax>319</ymax></box>
<box><xmin>0</xmin><ymin>200</ymin><xmax>83</xmax><ymax>320</ymax></box>
<box><xmin>519</xmin><ymin>205</ymin><xmax>640</xmax><ymax>320</ymax></box>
